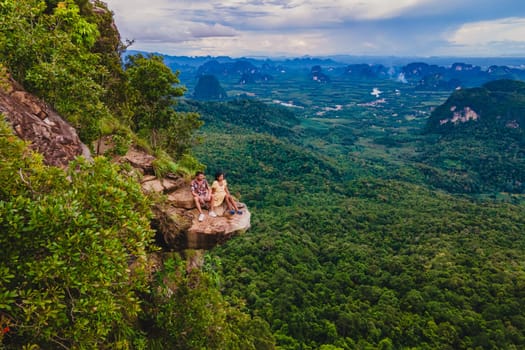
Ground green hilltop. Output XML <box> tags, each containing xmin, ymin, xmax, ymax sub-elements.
<box><xmin>420</xmin><ymin>80</ymin><xmax>525</xmax><ymax>193</ymax></box>
<box><xmin>427</xmin><ymin>79</ymin><xmax>525</xmax><ymax>133</ymax></box>
<box><xmin>188</xmin><ymin>83</ymin><xmax>525</xmax><ymax>348</ymax></box>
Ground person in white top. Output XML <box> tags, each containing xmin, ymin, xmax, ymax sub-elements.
<box><xmin>211</xmin><ymin>171</ymin><xmax>242</xmax><ymax>216</ymax></box>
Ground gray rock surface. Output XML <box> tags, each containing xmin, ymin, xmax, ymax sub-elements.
<box><xmin>0</xmin><ymin>74</ymin><xmax>91</xmax><ymax>167</ymax></box>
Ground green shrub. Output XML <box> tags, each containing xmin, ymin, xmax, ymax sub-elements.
<box><xmin>0</xmin><ymin>120</ymin><xmax>154</xmax><ymax>348</ymax></box>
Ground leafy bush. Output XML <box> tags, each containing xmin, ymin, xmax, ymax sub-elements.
<box><xmin>0</xmin><ymin>120</ymin><xmax>154</xmax><ymax>348</ymax></box>
<box><xmin>0</xmin><ymin>118</ymin><xmax>273</xmax><ymax>348</ymax></box>
<box><xmin>0</xmin><ymin>0</ymin><xmax>114</xmax><ymax>143</ymax></box>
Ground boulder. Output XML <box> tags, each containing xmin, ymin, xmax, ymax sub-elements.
<box><xmin>126</xmin><ymin>145</ymin><xmax>251</xmax><ymax>250</ymax></box>
<box><xmin>167</xmin><ymin>187</ymin><xmax>196</xmax><ymax>209</ymax></box>
<box><xmin>124</xmin><ymin>147</ymin><xmax>156</xmax><ymax>174</ymax></box>
<box><xmin>141</xmin><ymin>175</ymin><xmax>157</xmax><ymax>183</ymax></box>
<box><xmin>152</xmin><ymin>204</ymin><xmax>192</xmax><ymax>249</ymax></box>
<box><xmin>142</xmin><ymin>179</ymin><xmax>166</xmax><ymax>193</ymax></box>
<box><xmin>161</xmin><ymin>177</ymin><xmax>186</xmax><ymax>193</ymax></box>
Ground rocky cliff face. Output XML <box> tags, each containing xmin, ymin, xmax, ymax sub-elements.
<box><xmin>0</xmin><ymin>74</ymin><xmax>250</xmax><ymax>250</ymax></box>
<box><xmin>0</xmin><ymin>73</ymin><xmax>91</xmax><ymax>167</ymax></box>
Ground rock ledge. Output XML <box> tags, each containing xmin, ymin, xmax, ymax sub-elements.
<box><xmin>123</xmin><ymin>147</ymin><xmax>251</xmax><ymax>250</ymax></box>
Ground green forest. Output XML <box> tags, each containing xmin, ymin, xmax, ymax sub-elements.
<box><xmin>189</xmin><ymin>97</ymin><xmax>525</xmax><ymax>349</ymax></box>
<box><xmin>2</xmin><ymin>1</ymin><xmax>525</xmax><ymax>349</ymax></box>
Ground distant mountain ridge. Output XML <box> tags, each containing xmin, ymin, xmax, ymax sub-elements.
<box><xmin>124</xmin><ymin>50</ymin><xmax>525</xmax><ymax>68</ymax></box>
<box><xmin>195</xmin><ymin>59</ymin><xmax>273</xmax><ymax>85</ymax></box>
<box><xmin>402</xmin><ymin>62</ymin><xmax>525</xmax><ymax>90</ymax></box>
<box><xmin>123</xmin><ymin>51</ymin><xmax>525</xmax><ymax>101</ymax></box>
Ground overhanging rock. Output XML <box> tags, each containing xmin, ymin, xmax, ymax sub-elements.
<box><xmin>124</xmin><ymin>148</ymin><xmax>251</xmax><ymax>251</ymax></box>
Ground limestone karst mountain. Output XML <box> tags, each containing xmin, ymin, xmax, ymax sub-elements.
<box><xmin>193</xmin><ymin>74</ymin><xmax>228</xmax><ymax>100</ymax></box>
<box><xmin>426</xmin><ymin>79</ymin><xmax>525</xmax><ymax>133</ymax></box>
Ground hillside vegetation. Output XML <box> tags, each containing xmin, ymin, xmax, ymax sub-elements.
<box><xmin>2</xmin><ymin>1</ymin><xmax>525</xmax><ymax>349</ymax></box>
<box><xmin>0</xmin><ymin>1</ymin><xmax>270</xmax><ymax>349</ymax></box>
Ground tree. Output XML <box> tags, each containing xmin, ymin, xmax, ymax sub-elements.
<box><xmin>0</xmin><ymin>0</ymin><xmax>112</xmax><ymax>143</ymax></box>
<box><xmin>125</xmin><ymin>53</ymin><xmax>202</xmax><ymax>156</ymax></box>
<box><xmin>141</xmin><ymin>253</ymin><xmax>275</xmax><ymax>349</ymax></box>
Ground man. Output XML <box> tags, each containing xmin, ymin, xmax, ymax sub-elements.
<box><xmin>191</xmin><ymin>171</ymin><xmax>216</xmax><ymax>221</ymax></box>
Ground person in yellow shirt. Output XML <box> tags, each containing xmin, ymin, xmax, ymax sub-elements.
<box><xmin>211</xmin><ymin>171</ymin><xmax>242</xmax><ymax>215</ymax></box>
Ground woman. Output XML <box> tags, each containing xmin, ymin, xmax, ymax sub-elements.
<box><xmin>211</xmin><ymin>171</ymin><xmax>242</xmax><ymax>215</ymax></box>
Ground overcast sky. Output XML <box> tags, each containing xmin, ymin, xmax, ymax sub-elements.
<box><xmin>104</xmin><ymin>0</ymin><xmax>525</xmax><ymax>58</ymax></box>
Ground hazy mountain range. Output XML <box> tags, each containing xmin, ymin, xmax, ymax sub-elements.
<box><xmin>124</xmin><ymin>50</ymin><xmax>525</xmax><ymax>98</ymax></box>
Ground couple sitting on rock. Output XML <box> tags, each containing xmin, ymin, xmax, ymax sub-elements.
<box><xmin>191</xmin><ymin>171</ymin><xmax>243</xmax><ymax>222</ymax></box>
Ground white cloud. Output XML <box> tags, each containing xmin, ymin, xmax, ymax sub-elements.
<box><xmin>201</xmin><ymin>0</ymin><xmax>434</xmax><ymax>29</ymax></box>
<box><xmin>142</xmin><ymin>31</ymin><xmax>330</xmax><ymax>57</ymax></box>
<box><xmin>103</xmin><ymin>0</ymin><xmax>525</xmax><ymax>57</ymax></box>
<box><xmin>450</xmin><ymin>17</ymin><xmax>525</xmax><ymax>45</ymax></box>
<box><xmin>445</xmin><ymin>17</ymin><xmax>525</xmax><ymax>55</ymax></box>
<box><xmin>105</xmin><ymin>0</ymin><xmax>437</xmax><ymax>54</ymax></box>
<box><xmin>107</xmin><ymin>0</ymin><xmax>433</xmax><ymax>33</ymax></box>
<box><xmin>107</xmin><ymin>0</ymin><xmax>237</xmax><ymax>43</ymax></box>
